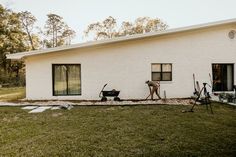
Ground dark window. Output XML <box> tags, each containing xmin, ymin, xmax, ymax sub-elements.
<box><xmin>152</xmin><ymin>63</ymin><xmax>172</xmax><ymax>81</ymax></box>
<box><xmin>212</xmin><ymin>64</ymin><xmax>234</xmax><ymax>91</ymax></box>
<box><xmin>52</xmin><ymin>64</ymin><xmax>81</xmax><ymax>96</ymax></box>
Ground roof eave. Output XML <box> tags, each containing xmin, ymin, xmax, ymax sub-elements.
<box><xmin>6</xmin><ymin>18</ymin><xmax>236</xmax><ymax>60</ymax></box>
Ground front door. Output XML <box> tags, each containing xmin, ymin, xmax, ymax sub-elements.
<box><xmin>212</xmin><ymin>64</ymin><xmax>234</xmax><ymax>91</ymax></box>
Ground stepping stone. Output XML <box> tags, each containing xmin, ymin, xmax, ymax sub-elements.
<box><xmin>51</xmin><ymin>106</ymin><xmax>61</xmax><ymax>110</ymax></box>
<box><xmin>228</xmin><ymin>103</ymin><xmax>236</xmax><ymax>106</ymax></box>
<box><xmin>29</xmin><ymin>106</ymin><xmax>52</xmax><ymax>113</ymax></box>
<box><xmin>22</xmin><ymin>106</ymin><xmax>38</xmax><ymax>110</ymax></box>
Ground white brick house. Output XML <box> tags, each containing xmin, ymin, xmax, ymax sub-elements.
<box><xmin>7</xmin><ymin>19</ymin><xmax>236</xmax><ymax>100</ymax></box>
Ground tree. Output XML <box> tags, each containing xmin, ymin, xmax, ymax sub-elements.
<box><xmin>43</xmin><ymin>14</ymin><xmax>75</xmax><ymax>48</ymax></box>
<box><xmin>0</xmin><ymin>5</ymin><xmax>29</xmax><ymax>85</ymax></box>
<box><xmin>84</xmin><ymin>16</ymin><xmax>168</xmax><ymax>40</ymax></box>
<box><xmin>0</xmin><ymin>7</ymin><xmax>75</xmax><ymax>86</ymax></box>
<box><xmin>62</xmin><ymin>26</ymin><xmax>76</xmax><ymax>45</ymax></box>
<box><xmin>18</xmin><ymin>11</ymin><xmax>39</xmax><ymax>50</ymax></box>
<box><xmin>135</xmin><ymin>17</ymin><xmax>168</xmax><ymax>33</ymax></box>
<box><xmin>84</xmin><ymin>16</ymin><xmax>118</xmax><ymax>40</ymax></box>
<box><xmin>0</xmin><ymin>5</ymin><xmax>27</xmax><ymax>71</ymax></box>
<box><xmin>118</xmin><ymin>21</ymin><xmax>134</xmax><ymax>36</ymax></box>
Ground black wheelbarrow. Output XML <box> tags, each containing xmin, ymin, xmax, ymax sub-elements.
<box><xmin>99</xmin><ymin>84</ymin><xmax>121</xmax><ymax>101</ymax></box>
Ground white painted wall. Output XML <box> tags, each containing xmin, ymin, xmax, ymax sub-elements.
<box><xmin>25</xmin><ymin>24</ymin><xmax>236</xmax><ymax>100</ymax></box>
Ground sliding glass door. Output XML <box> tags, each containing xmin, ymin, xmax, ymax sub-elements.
<box><xmin>53</xmin><ymin>64</ymin><xmax>81</xmax><ymax>96</ymax></box>
<box><xmin>212</xmin><ymin>64</ymin><xmax>234</xmax><ymax>91</ymax></box>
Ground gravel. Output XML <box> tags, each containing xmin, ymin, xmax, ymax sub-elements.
<box><xmin>0</xmin><ymin>98</ymin><xmax>194</xmax><ymax>107</ymax></box>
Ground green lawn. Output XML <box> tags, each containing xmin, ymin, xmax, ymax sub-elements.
<box><xmin>0</xmin><ymin>87</ymin><xmax>25</xmax><ymax>101</ymax></box>
<box><xmin>0</xmin><ymin>103</ymin><xmax>235</xmax><ymax>156</ymax></box>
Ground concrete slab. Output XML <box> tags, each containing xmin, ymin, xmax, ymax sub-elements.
<box><xmin>228</xmin><ymin>103</ymin><xmax>236</xmax><ymax>106</ymax></box>
<box><xmin>22</xmin><ymin>106</ymin><xmax>38</xmax><ymax>110</ymax></box>
<box><xmin>29</xmin><ymin>106</ymin><xmax>52</xmax><ymax>113</ymax></box>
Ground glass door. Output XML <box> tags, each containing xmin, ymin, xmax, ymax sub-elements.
<box><xmin>212</xmin><ymin>64</ymin><xmax>234</xmax><ymax>91</ymax></box>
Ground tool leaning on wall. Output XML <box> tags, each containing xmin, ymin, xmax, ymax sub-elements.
<box><xmin>182</xmin><ymin>73</ymin><xmax>213</xmax><ymax>114</ymax></box>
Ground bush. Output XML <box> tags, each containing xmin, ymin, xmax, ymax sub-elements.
<box><xmin>0</xmin><ymin>71</ymin><xmax>25</xmax><ymax>87</ymax></box>
<box><xmin>218</xmin><ymin>93</ymin><xmax>234</xmax><ymax>103</ymax></box>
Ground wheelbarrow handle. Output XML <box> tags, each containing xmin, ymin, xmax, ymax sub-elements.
<box><xmin>104</xmin><ymin>84</ymin><xmax>108</xmax><ymax>88</ymax></box>
<box><xmin>99</xmin><ymin>84</ymin><xmax>108</xmax><ymax>98</ymax></box>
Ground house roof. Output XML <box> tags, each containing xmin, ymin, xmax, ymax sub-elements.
<box><xmin>7</xmin><ymin>18</ymin><xmax>236</xmax><ymax>60</ymax></box>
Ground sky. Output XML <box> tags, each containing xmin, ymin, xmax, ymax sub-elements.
<box><xmin>1</xmin><ymin>0</ymin><xmax>236</xmax><ymax>43</ymax></box>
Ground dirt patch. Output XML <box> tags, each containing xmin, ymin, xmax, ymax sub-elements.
<box><xmin>2</xmin><ymin>116</ymin><xmax>19</xmax><ymax>122</ymax></box>
<box><xmin>52</xmin><ymin>113</ymin><xmax>63</xmax><ymax>117</ymax></box>
<box><xmin>0</xmin><ymin>92</ymin><xmax>22</xmax><ymax>99</ymax></box>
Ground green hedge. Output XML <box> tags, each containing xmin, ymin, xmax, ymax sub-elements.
<box><xmin>0</xmin><ymin>72</ymin><xmax>25</xmax><ymax>87</ymax></box>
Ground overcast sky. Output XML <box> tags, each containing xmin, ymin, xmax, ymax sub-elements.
<box><xmin>1</xmin><ymin>0</ymin><xmax>236</xmax><ymax>43</ymax></box>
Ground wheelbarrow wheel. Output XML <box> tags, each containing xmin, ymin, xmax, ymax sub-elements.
<box><xmin>101</xmin><ymin>96</ymin><xmax>107</xmax><ymax>102</ymax></box>
<box><xmin>114</xmin><ymin>97</ymin><xmax>120</xmax><ymax>101</ymax></box>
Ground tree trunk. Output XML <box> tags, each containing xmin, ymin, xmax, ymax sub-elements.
<box><xmin>26</xmin><ymin>27</ymin><xmax>35</xmax><ymax>50</ymax></box>
<box><xmin>21</xmin><ymin>21</ymin><xmax>35</xmax><ymax>50</ymax></box>
<box><xmin>53</xmin><ymin>25</ymin><xmax>55</xmax><ymax>47</ymax></box>
<box><xmin>55</xmin><ymin>27</ymin><xmax>58</xmax><ymax>47</ymax></box>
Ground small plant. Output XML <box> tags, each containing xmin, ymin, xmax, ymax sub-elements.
<box><xmin>218</xmin><ymin>93</ymin><xmax>226</xmax><ymax>102</ymax></box>
<box><xmin>219</xmin><ymin>93</ymin><xmax>235</xmax><ymax>103</ymax></box>
<box><xmin>226</xmin><ymin>93</ymin><xmax>234</xmax><ymax>103</ymax></box>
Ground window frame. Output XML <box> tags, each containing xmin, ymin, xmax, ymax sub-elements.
<box><xmin>151</xmin><ymin>63</ymin><xmax>172</xmax><ymax>81</ymax></box>
<box><xmin>52</xmin><ymin>64</ymin><xmax>82</xmax><ymax>96</ymax></box>
<box><xmin>212</xmin><ymin>63</ymin><xmax>234</xmax><ymax>92</ymax></box>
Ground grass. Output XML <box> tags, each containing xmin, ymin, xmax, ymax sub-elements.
<box><xmin>0</xmin><ymin>87</ymin><xmax>25</xmax><ymax>101</ymax></box>
<box><xmin>0</xmin><ymin>103</ymin><xmax>235</xmax><ymax>156</ymax></box>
